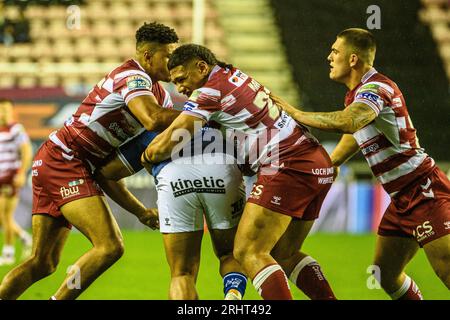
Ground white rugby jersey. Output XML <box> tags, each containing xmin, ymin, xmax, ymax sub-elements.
<box><xmin>52</xmin><ymin>59</ymin><xmax>172</xmax><ymax>166</ymax></box>
<box><xmin>0</xmin><ymin>123</ymin><xmax>30</xmax><ymax>178</ymax></box>
<box><xmin>346</xmin><ymin>68</ymin><xmax>435</xmax><ymax>196</ymax></box>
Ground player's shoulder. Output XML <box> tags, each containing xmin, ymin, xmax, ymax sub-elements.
<box><xmin>358</xmin><ymin>72</ymin><xmax>398</xmax><ymax>97</ymax></box>
<box><xmin>109</xmin><ymin>59</ymin><xmax>152</xmax><ymax>84</ymax></box>
<box><xmin>9</xmin><ymin>122</ymin><xmax>27</xmax><ymax>136</ymax></box>
<box><xmin>213</xmin><ymin>65</ymin><xmax>251</xmax><ymax>89</ymax></box>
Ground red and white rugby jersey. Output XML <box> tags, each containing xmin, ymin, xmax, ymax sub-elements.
<box><xmin>346</xmin><ymin>68</ymin><xmax>435</xmax><ymax>196</ymax></box>
<box><xmin>182</xmin><ymin>65</ymin><xmax>318</xmax><ymax>170</ymax></box>
<box><xmin>52</xmin><ymin>59</ymin><xmax>172</xmax><ymax>166</ymax></box>
<box><xmin>0</xmin><ymin>123</ymin><xmax>30</xmax><ymax>178</ymax></box>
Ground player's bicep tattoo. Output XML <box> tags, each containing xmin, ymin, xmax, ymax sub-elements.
<box><xmin>345</xmin><ymin>102</ymin><xmax>377</xmax><ymax>132</ymax></box>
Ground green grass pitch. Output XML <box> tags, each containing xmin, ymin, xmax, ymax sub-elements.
<box><xmin>0</xmin><ymin>231</ymin><xmax>448</xmax><ymax>300</ymax></box>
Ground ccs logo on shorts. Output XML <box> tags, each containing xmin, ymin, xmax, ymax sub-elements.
<box><xmin>249</xmin><ymin>184</ymin><xmax>263</xmax><ymax>200</ymax></box>
<box><xmin>412</xmin><ymin>221</ymin><xmax>435</xmax><ymax>242</ymax></box>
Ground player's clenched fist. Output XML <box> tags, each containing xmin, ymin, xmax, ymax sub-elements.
<box><xmin>137</xmin><ymin>208</ymin><xmax>160</xmax><ymax>230</ymax></box>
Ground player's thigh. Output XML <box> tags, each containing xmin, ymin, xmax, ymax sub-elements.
<box><xmin>235</xmin><ymin>202</ymin><xmax>292</xmax><ymax>256</ymax></box>
<box><xmin>423</xmin><ymin>234</ymin><xmax>450</xmax><ymax>284</ymax></box>
<box><xmin>3</xmin><ymin>196</ymin><xmax>19</xmax><ymax>221</ymax></box>
<box><xmin>373</xmin><ymin>235</ymin><xmax>419</xmax><ymax>279</ymax></box>
<box><xmin>30</xmin><ymin>214</ymin><xmax>70</xmax><ymax>264</ymax></box>
<box><xmin>162</xmin><ymin>231</ymin><xmax>203</xmax><ymax>276</ymax></box>
<box><xmin>60</xmin><ymin>195</ymin><xmax>123</xmax><ymax>247</ymax></box>
<box><xmin>271</xmin><ymin>219</ymin><xmax>315</xmax><ymax>260</ymax></box>
<box><xmin>209</xmin><ymin>227</ymin><xmax>238</xmax><ymax>258</ymax></box>
<box><xmin>0</xmin><ymin>194</ymin><xmax>5</xmax><ymax>223</ymax></box>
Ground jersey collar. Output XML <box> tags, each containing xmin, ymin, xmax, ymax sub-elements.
<box><xmin>133</xmin><ymin>59</ymin><xmax>146</xmax><ymax>72</ymax></box>
<box><xmin>361</xmin><ymin>67</ymin><xmax>377</xmax><ymax>84</ymax></box>
<box><xmin>208</xmin><ymin>65</ymin><xmax>222</xmax><ymax>80</ymax></box>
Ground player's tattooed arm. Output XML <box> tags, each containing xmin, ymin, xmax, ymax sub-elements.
<box><xmin>142</xmin><ymin>114</ymin><xmax>206</xmax><ymax>164</ymax></box>
<box><xmin>128</xmin><ymin>95</ymin><xmax>181</xmax><ymax>131</ymax></box>
<box><xmin>271</xmin><ymin>94</ymin><xmax>377</xmax><ymax>134</ymax></box>
<box><xmin>296</xmin><ymin>102</ymin><xmax>376</xmax><ymax>133</ymax></box>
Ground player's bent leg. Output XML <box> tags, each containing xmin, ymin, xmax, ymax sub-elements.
<box><xmin>52</xmin><ymin>196</ymin><xmax>124</xmax><ymax>300</ymax></box>
<box><xmin>209</xmin><ymin>227</ymin><xmax>247</xmax><ymax>300</ymax></box>
<box><xmin>0</xmin><ymin>215</ymin><xmax>70</xmax><ymax>299</ymax></box>
<box><xmin>373</xmin><ymin>235</ymin><xmax>422</xmax><ymax>299</ymax></box>
<box><xmin>271</xmin><ymin>219</ymin><xmax>336</xmax><ymax>300</ymax></box>
<box><xmin>162</xmin><ymin>231</ymin><xmax>203</xmax><ymax>300</ymax></box>
<box><xmin>0</xmin><ymin>195</ymin><xmax>14</xmax><ymax>264</ymax></box>
<box><xmin>1</xmin><ymin>196</ymin><xmax>18</xmax><ymax>246</ymax></box>
<box><xmin>233</xmin><ymin>202</ymin><xmax>293</xmax><ymax>300</ymax></box>
<box><xmin>423</xmin><ymin>234</ymin><xmax>450</xmax><ymax>289</ymax></box>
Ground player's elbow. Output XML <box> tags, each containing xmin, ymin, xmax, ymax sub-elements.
<box><xmin>338</xmin><ymin>119</ymin><xmax>361</xmax><ymax>134</ymax></box>
<box><xmin>141</xmin><ymin>118</ymin><xmax>159</xmax><ymax>132</ymax></box>
<box><xmin>142</xmin><ymin>145</ymin><xmax>168</xmax><ymax>164</ymax></box>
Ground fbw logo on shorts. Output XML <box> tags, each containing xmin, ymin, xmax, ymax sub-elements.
<box><xmin>60</xmin><ymin>186</ymin><xmax>80</xmax><ymax>199</ymax></box>
<box><xmin>412</xmin><ymin>221</ymin><xmax>435</xmax><ymax>242</ymax></box>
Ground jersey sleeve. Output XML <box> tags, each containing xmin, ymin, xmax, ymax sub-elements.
<box><xmin>11</xmin><ymin>123</ymin><xmax>30</xmax><ymax>146</ymax></box>
<box><xmin>116</xmin><ymin>71</ymin><xmax>154</xmax><ymax>105</ymax></box>
<box><xmin>353</xmin><ymin>81</ymin><xmax>394</xmax><ymax>116</ymax></box>
<box><xmin>161</xmin><ymin>87</ymin><xmax>174</xmax><ymax>109</ymax></box>
<box><xmin>181</xmin><ymin>87</ymin><xmax>222</xmax><ymax>121</ymax></box>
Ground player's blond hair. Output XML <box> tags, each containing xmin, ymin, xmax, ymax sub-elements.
<box><xmin>338</xmin><ymin>28</ymin><xmax>376</xmax><ymax>66</ymax></box>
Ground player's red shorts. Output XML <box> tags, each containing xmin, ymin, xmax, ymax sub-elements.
<box><xmin>378</xmin><ymin>166</ymin><xmax>450</xmax><ymax>247</ymax></box>
<box><xmin>247</xmin><ymin>144</ymin><xmax>334</xmax><ymax>219</ymax></box>
<box><xmin>32</xmin><ymin>140</ymin><xmax>104</xmax><ymax>228</ymax></box>
<box><xmin>0</xmin><ymin>172</ymin><xmax>18</xmax><ymax>197</ymax></box>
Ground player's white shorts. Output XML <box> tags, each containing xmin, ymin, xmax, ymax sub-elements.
<box><xmin>155</xmin><ymin>154</ymin><xmax>246</xmax><ymax>233</ymax></box>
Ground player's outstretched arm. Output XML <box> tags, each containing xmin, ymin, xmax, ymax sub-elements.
<box><xmin>94</xmin><ymin>170</ymin><xmax>159</xmax><ymax>230</ymax></box>
<box><xmin>272</xmin><ymin>94</ymin><xmax>377</xmax><ymax>134</ymax></box>
<box><xmin>142</xmin><ymin>113</ymin><xmax>206</xmax><ymax>164</ymax></box>
<box><xmin>127</xmin><ymin>95</ymin><xmax>181</xmax><ymax>132</ymax></box>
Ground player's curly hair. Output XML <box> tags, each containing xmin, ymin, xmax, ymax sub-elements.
<box><xmin>168</xmin><ymin>44</ymin><xmax>232</xmax><ymax>70</ymax></box>
<box><xmin>135</xmin><ymin>22</ymin><xmax>179</xmax><ymax>47</ymax></box>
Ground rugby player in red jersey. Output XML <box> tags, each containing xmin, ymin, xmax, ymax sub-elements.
<box><xmin>0</xmin><ymin>22</ymin><xmax>180</xmax><ymax>300</ymax></box>
<box><xmin>142</xmin><ymin>44</ymin><xmax>337</xmax><ymax>300</ymax></box>
<box><xmin>0</xmin><ymin>99</ymin><xmax>33</xmax><ymax>266</ymax></box>
<box><xmin>272</xmin><ymin>28</ymin><xmax>450</xmax><ymax>298</ymax></box>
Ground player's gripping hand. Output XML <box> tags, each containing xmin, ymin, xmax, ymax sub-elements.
<box><xmin>269</xmin><ymin>92</ymin><xmax>303</xmax><ymax>114</ymax></box>
<box><xmin>137</xmin><ymin>208</ymin><xmax>160</xmax><ymax>230</ymax></box>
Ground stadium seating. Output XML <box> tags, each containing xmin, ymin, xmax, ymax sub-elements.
<box><xmin>0</xmin><ymin>0</ymin><xmax>228</xmax><ymax>89</ymax></box>
<box><xmin>419</xmin><ymin>0</ymin><xmax>450</xmax><ymax>80</ymax></box>
<box><xmin>214</xmin><ymin>0</ymin><xmax>300</xmax><ymax>104</ymax></box>
<box><xmin>0</xmin><ymin>0</ymin><xmax>299</xmax><ymax>104</ymax></box>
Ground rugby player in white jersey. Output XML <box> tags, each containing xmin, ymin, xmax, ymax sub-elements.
<box><xmin>98</xmin><ymin>122</ymin><xmax>248</xmax><ymax>300</ymax></box>
<box><xmin>272</xmin><ymin>28</ymin><xmax>450</xmax><ymax>298</ymax></box>
<box><xmin>0</xmin><ymin>22</ymin><xmax>180</xmax><ymax>300</ymax></box>
<box><xmin>0</xmin><ymin>99</ymin><xmax>33</xmax><ymax>266</ymax></box>
<box><xmin>143</xmin><ymin>44</ymin><xmax>337</xmax><ymax>300</ymax></box>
